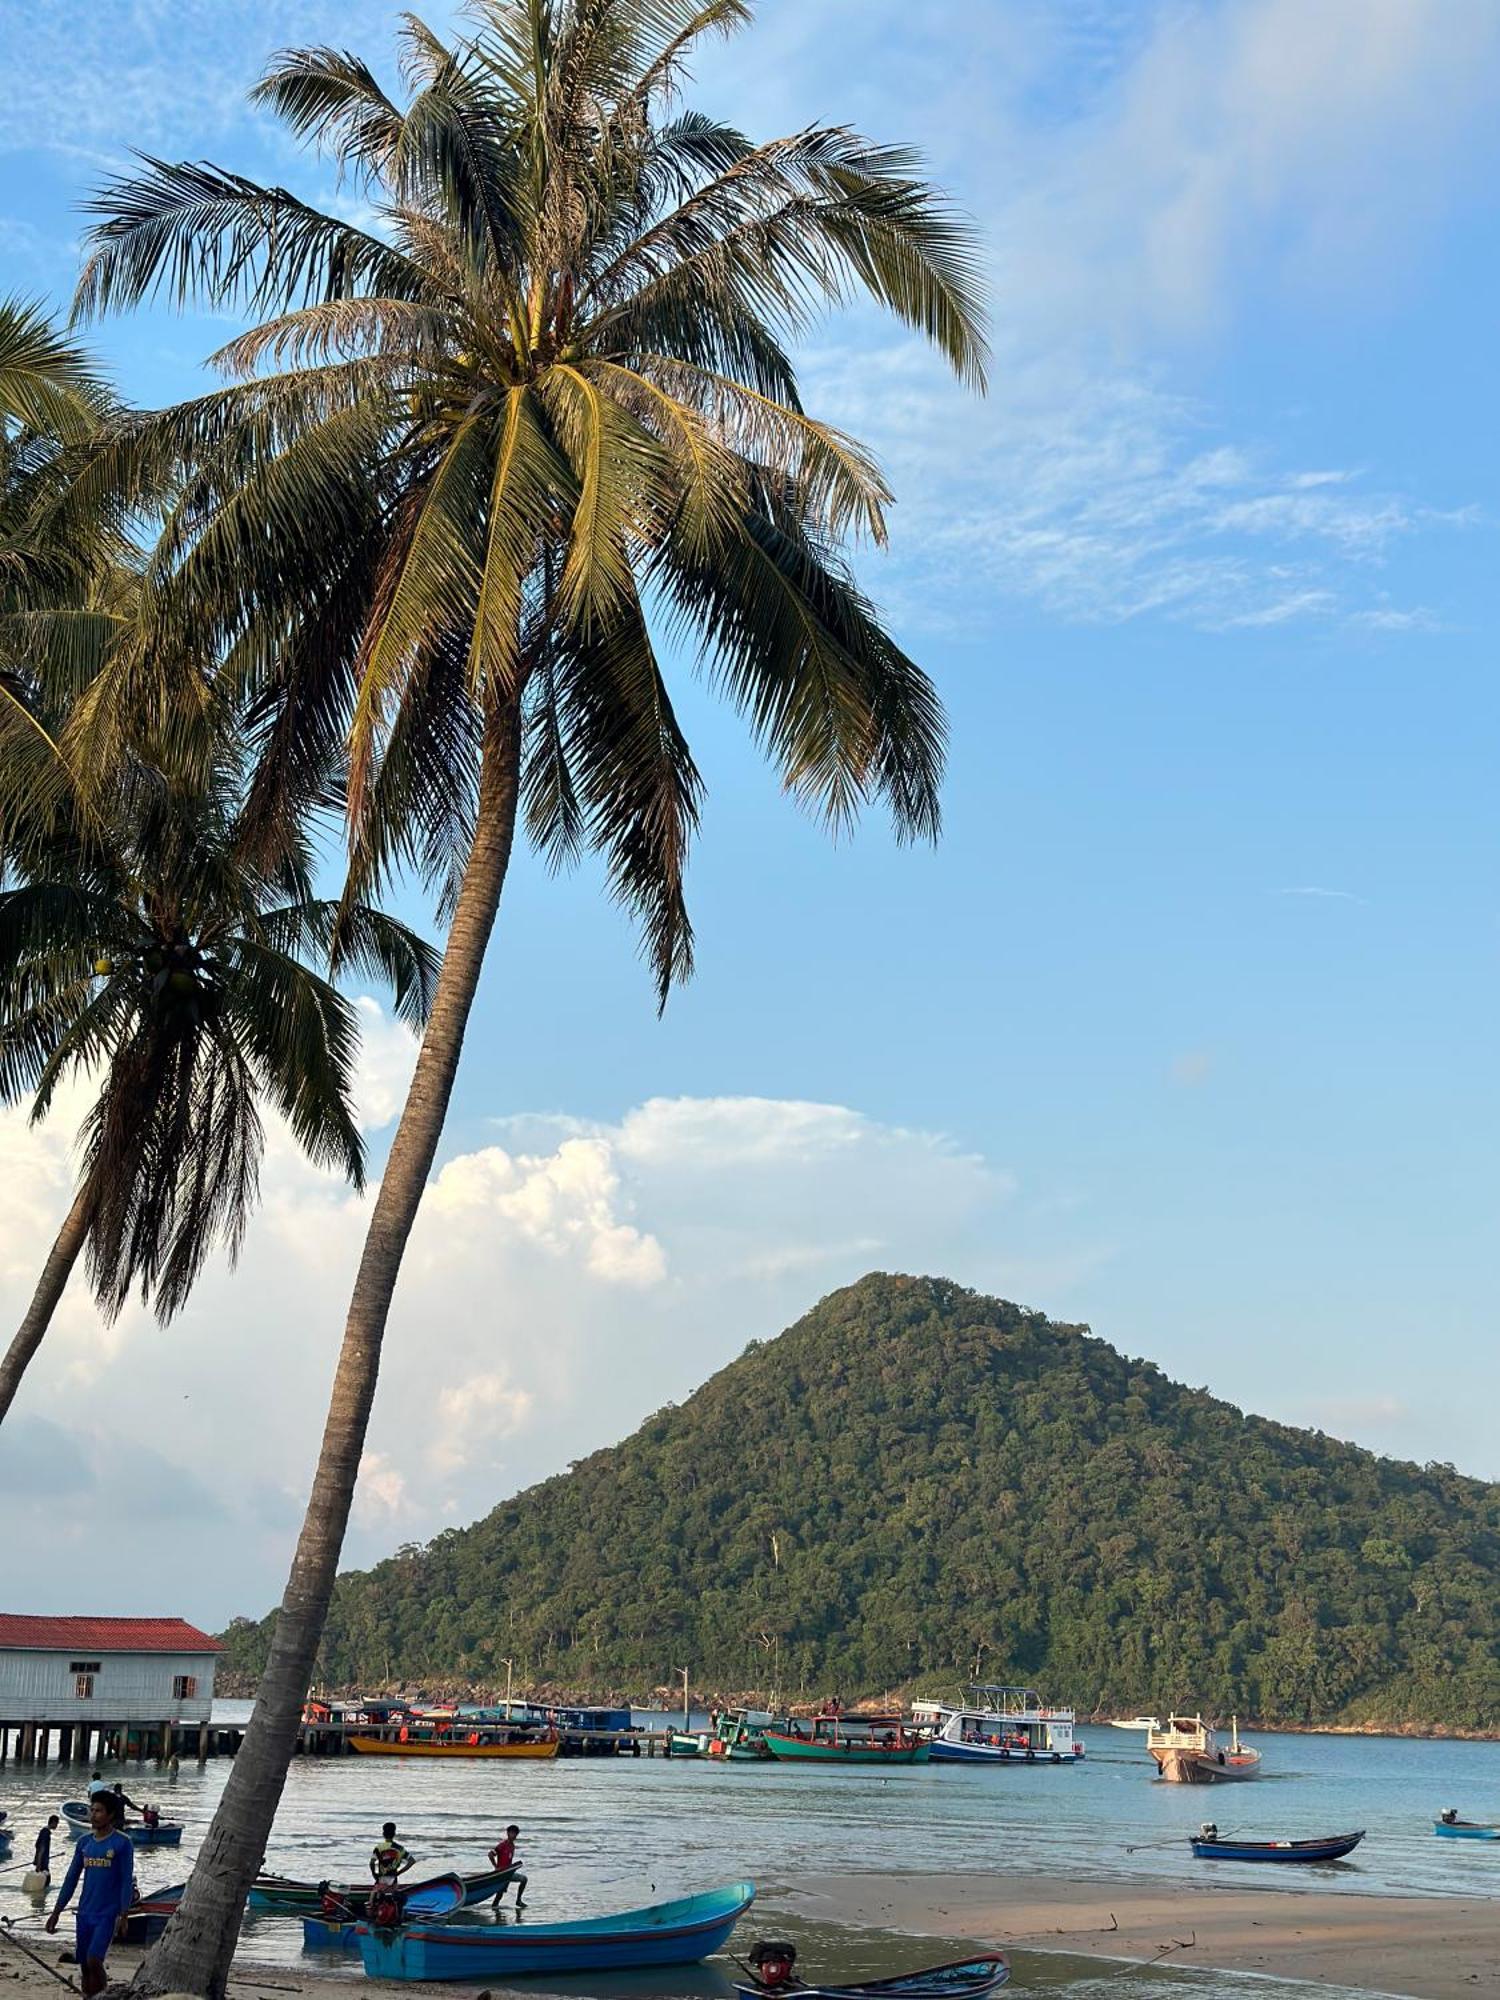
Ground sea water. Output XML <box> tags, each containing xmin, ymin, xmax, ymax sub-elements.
<box><xmin>1</xmin><ymin>1709</ymin><xmax>1494</xmax><ymax>1996</ymax></box>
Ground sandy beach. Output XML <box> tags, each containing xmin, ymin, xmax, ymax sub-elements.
<box><xmin>790</xmin><ymin>1870</ymin><xmax>1500</xmax><ymax>1997</ymax></box>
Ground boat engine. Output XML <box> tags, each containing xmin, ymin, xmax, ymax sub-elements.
<box><xmin>1198</xmin><ymin>1823</ymin><xmax>1218</xmax><ymax>1840</ymax></box>
<box><xmin>748</xmin><ymin>1939</ymin><xmax>799</xmax><ymax>1990</ymax></box>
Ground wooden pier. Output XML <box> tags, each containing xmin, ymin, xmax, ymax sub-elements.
<box><xmin>0</xmin><ymin>1716</ymin><xmax>244</xmax><ymax>1765</ymax></box>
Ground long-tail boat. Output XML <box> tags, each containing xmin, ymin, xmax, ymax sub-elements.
<box><xmin>761</xmin><ymin>1712</ymin><xmax>929</xmax><ymax>1766</ymax></box>
<box><xmin>354</xmin><ymin>1880</ymin><xmax>755</xmax><ymax>1980</ymax></box>
<box><xmin>61</xmin><ymin>1801</ymin><xmax>183</xmax><ymax>1845</ymax></box>
<box><xmin>302</xmin><ymin>1873</ymin><xmax>464</xmax><ymax>1949</ymax></box>
<box><xmin>735</xmin><ymin>1939</ymin><xmax>1008</xmax><ymax>1997</ymax></box>
<box><xmin>1146</xmin><ymin>1715</ymin><xmax>1260</xmax><ymax>1784</ymax></box>
<box><xmin>1189</xmin><ymin>1825</ymin><xmax>1364</xmax><ymax>1862</ymax></box>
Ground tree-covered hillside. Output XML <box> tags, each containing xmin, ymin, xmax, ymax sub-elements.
<box><xmin>223</xmin><ymin>1274</ymin><xmax>1500</xmax><ymax>1728</ymax></box>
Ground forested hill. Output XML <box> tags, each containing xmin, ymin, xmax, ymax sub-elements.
<box><xmin>222</xmin><ymin>1274</ymin><xmax>1500</xmax><ymax>1729</ymax></box>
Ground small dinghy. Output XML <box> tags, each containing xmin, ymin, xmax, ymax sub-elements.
<box><xmin>61</xmin><ymin>1801</ymin><xmax>183</xmax><ymax>1847</ymax></box>
<box><xmin>1190</xmin><ymin>1824</ymin><xmax>1365</xmax><ymax>1863</ymax></box>
<box><xmin>735</xmin><ymin>1940</ymin><xmax>1010</xmax><ymax>1997</ymax></box>
<box><xmin>1435</xmin><ymin>1813</ymin><xmax>1500</xmax><ymax>1841</ymax></box>
<box><xmin>355</xmin><ymin>1880</ymin><xmax>754</xmax><ymax>1980</ymax></box>
<box><xmin>303</xmin><ymin>1873</ymin><xmax>463</xmax><ymax>1950</ymax></box>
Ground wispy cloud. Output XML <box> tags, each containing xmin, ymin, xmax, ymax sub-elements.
<box><xmin>1278</xmin><ymin>886</ymin><xmax>1369</xmax><ymax>905</ymax></box>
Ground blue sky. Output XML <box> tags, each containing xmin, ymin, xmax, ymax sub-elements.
<box><xmin>1</xmin><ymin>0</ymin><xmax>1497</xmax><ymax>1619</ymax></box>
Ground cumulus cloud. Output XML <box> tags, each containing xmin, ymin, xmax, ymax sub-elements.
<box><xmin>0</xmin><ymin>1024</ymin><xmax>1060</xmax><ymax>1617</ymax></box>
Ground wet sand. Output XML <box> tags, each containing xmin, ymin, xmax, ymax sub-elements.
<box><xmin>790</xmin><ymin>1869</ymin><xmax>1500</xmax><ymax>1996</ymax></box>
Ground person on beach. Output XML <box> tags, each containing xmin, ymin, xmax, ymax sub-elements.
<box><xmin>370</xmin><ymin>1822</ymin><xmax>415</xmax><ymax>1884</ymax></box>
<box><xmin>34</xmin><ymin>1813</ymin><xmax>61</xmax><ymax>1874</ymax></box>
<box><xmin>488</xmin><ymin>1824</ymin><xmax>527</xmax><ymax>1910</ymax></box>
<box><xmin>45</xmin><ymin>1795</ymin><xmax>135</xmax><ymax>1997</ymax></box>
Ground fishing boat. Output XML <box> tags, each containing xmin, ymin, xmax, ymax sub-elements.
<box><xmin>61</xmin><ymin>1801</ymin><xmax>183</xmax><ymax>1846</ymax></box>
<box><xmin>1434</xmin><ymin>1814</ymin><xmax>1500</xmax><ymax>1840</ymax></box>
<box><xmin>762</xmin><ymin>1713</ymin><xmax>929</xmax><ymax>1766</ymax></box>
<box><xmin>710</xmin><ymin>1709</ymin><xmax>777</xmax><ymax>1760</ymax></box>
<box><xmin>735</xmin><ymin>1940</ymin><xmax>1008</xmax><ymax>1997</ymax></box>
<box><xmin>354</xmin><ymin>1880</ymin><xmax>755</xmax><ymax>1980</ymax></box>
<box><xmin>911</xmin><ymin>1687</ymin><xmax>1083</xmax><ymax>1765</ymax></box>
<box><xmin>302</xmin><ymin>1874</ymin><xmax>464</xmax><ymax>1949</ymax></box>
<box><xmin>1146</xmin><ymin>1715</ymin><xmax>1261</xmax><ymax>1784</ymax></box>
<box><xmin>249</xmin><ymin>1865</ymin><xmax>510</xmax><ymax>1915</ymax></box>
<box><xmin>346</xmin><ymin>1730</ymin><xmax>558</xmax><ymax>1758</ymax></box>
<box><xmin>668</xmin><ymin>1727</ymin><xmax>712</xmax><ymax>1756</ymax></box>
<box><xmin>1109</xmin><ymin>1714</ymin><xmax>1160</xmax><ymax>1731</ymax></box>
<box><xmin>120</xmin><ymin>1884</ymin><xmax>186</xmax><ymax>1945</ymax></box>
<box><xmin>1189</xmin><ymin>1825</ymin><xmax>1364</xmax><ymax>1863</ymax></box>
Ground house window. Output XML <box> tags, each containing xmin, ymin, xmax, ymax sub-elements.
<box><xmin>70</xmin><ymin>1661</ymin><xmax>100</xmax><ymax>1700</ymax></box>
<box><xmin>173</xmin><ymin>1675</ymin><xmax>197</xmax><ymax>1701</ymax></box>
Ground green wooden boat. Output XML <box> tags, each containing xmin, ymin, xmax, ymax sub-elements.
<box><xmin>668</xmin><ymin>1729</ymin><xmax>711</xmax><ymax>1757</ymax></box>
<box><xmin>762</xmin><ymin>1714</ymin><xmax>930</xmax><ymax>1766</ymax></box>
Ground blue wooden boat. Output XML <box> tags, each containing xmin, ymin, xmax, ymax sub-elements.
<box><xmin>303</xmin><ymin>1874</ymin><xmax>463</xmax><ymax>1950</ymax></box>
<box><xmin>354</xmin><ymin>1880</ymin><xmax>754</xmax><ymax>1980</ymax></box>
<box><xmin>1190</xmin><ymin>1826</ymin><xmax>1364</xmax><ymax>1863</ymax></box>
<box><xmin>61</xmin><ymin>1800</ymin><xmax>183</xmax><ymax>1847</ymax></box>
<box><xmin>121</xmin><ymin>1885</ymin><xmax>186</xmax><ymax>1946</ymax></box>
<box><xmin>734</xmin><ymin>1947</ymin><xmax>1009</xmax><ymax>1997</ymax></box>
<box><xmin>1434</xmin><ymin>1816</ymin><xmax>1500</xmax><ymax>1840</ymax></box>
<box><xmin>250</xmin><ymin>1865</ymin><xmax>509</xmax><ymax>1914</ymax></box>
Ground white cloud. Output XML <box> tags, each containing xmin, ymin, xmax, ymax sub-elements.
<box><xmin>355</xmin><ymin>1450</ymin><xmax>408</xmax><ymax>1525</ymax></box>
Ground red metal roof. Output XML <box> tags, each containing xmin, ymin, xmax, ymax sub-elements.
<box><xmin>0</xmin><ymin>1616</ymin><xmax>220</xmax><ymax>1654</ymax></box>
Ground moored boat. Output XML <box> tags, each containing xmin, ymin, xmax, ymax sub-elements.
<box><xmin>250</xmin><ymin>1865</ymin><xmax>510</xmax><ymax>1915</ymax></box>
<box><xmin>1147</xmin><ymin>1715</ymin><xmax>1260</xmax><ymax>1784</ymax></box>
<box><xmin>1434</xmin><ymin>1814</ymin><xmax>1500</xmax><ymax>1840</ymax></box>
<box><xmin>762</xmin><ymin>1713</ymin><xmax>929</xmax><ymax>1766</ymax></box>
<box><xmin>61</xmin><ymin>1800</ymin><xmax>183</xmax><ymax>1846</ymax></box>
<box><xmin>711</xmin><ymin>1708</ymin><xmax>777</xmax><ymax>1760</ymax></box>
<box><xmin>1109</xmin><ymin>1714</ymin><xmax>1160</xmax><ymax>1731</ymax></box>
<box><xmin>1189</xmin><ymin>1825</ymin><xmax>1364</xmax><ymax>1863</ymax></box>
<box><xmin>345</xmin><ymin>1730</ymin><xmax>558</xmax><ymax>1758</ymax></box>
<box><xmin>735</xmin><ymin>1939</ymin><xmax>1008</xmax><ymax>1997</ymax></box>
<box><xmin>911</xmin><ymin>1686</ymin><xmax>1082</xmax><ymax>1766</ymax></box>
<box><xmin>120</xmin><ymin>1884</ymin><xmax>186</xmax><ymax>1945</ymax></box>
<box><xmin>353</xmin><ymin>1879</ymin><xmax>755</xmax><ymax>1979</ymax></box>
<box><xmin>302</xmin><ymin>1873</ymin><xmax>464</xmax><ymax>1949</ymax></box>
<box><xmin>668</xmin><ymin>1728</ymin><xmax>712</xmax><ymax>1756</ymax></box>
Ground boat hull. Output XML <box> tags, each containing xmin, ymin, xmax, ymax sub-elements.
<box><xmin>302</xmin><ymin>1874</ymin><xmax>464</xmax><ymax>1949</ymax></box>
<box><xmin>762</xmin><ymin>1733</ymin><xmax>929</xmax><ymax>1766</ymax></box>
<box><xmin>1191</xmin><ymin>1831</ymin><xmax>1364</xmax><ymax>1863</ymax></box>
<box><xmin>1434</xmin><ymin>1820</ymin><xmax>1500</xmax><ymax>1840</ymax></box>
<box><xmin>346</xmin><ymin>1732</ymin><xmax>558</xmax><ymax>1758</ymax></box>
<box><xmin>1150</xmin><ymin>1748</ymin><xmax>1261</xmax><ymax>1784</ymax></box>
<box><xmin>733</xmin><ymin>1953</ymin><xmax>1009</xmax><ymax>1998</ymax></box>
<box><xmin>354</xmin><ymin>1881</ymin><xmax>754</xmax><ymax>1980</ymax></box>
<box><xmin>928</xmin><ymin>1740</ymin><xmax>1071</xmax><ymax>1766</ymax></box>
<box><xmin>250</xmin><ymin>1867</ymin><xmax>509</xmax><ymax>1915</ymax></box>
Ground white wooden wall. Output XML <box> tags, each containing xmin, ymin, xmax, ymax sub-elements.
<box><xmin>0</xmin><ymin>1650</ymin><xmax>216</xmax><ymax>1722</ymax></box>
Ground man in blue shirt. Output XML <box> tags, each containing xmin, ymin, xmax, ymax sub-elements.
<box><xmin>46</xmin><ymin>1796</ymin><xmax>134</xmax><ymax>1995</ymax></box>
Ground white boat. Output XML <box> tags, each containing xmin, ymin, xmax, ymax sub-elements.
<box><xmin>910</xmin><ymin>1686</ymin><xmax>1084</xmax><ymax>1765</ymax></box>
<box><xmin>1109</xmin><ymin>1714</ymin><xmax>1160</xmax><ymax>1730</ymax></box>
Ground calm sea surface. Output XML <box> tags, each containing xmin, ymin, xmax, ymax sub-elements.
<box><xmin>2</xmin><ymin>1706</ymin><xmax>1495</xmax><ymax>1998</ymax></box>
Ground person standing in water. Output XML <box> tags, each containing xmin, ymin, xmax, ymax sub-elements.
<box><xmin>33</xmin><ymin>1814</ymin><xmax>61</xmax><ymax>1876</ymax></box>
<box><xmin>45</xmin><ymin>1796</ymin><xmax>134</xmax><ymax>1996</ymax></box>
<box><xmin>488</xmin><ymin>1824</ymin><xmax>527</xmax><ymax>1909</ymax></box>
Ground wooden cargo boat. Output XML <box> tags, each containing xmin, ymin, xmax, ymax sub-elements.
<box><xmin>1147</xmin><ymin>1715</ymin><xmax>1260</xmax><ymax>1784</ymax></box>
<box><xmin>346</xmin><ymin>1730</ymin><xmax>557</xmax><ymax>1758</ymax></box>
<box><xmin>354</xmin><ymin>1880</ymin><xmax>754</xmax><ymax>1979</ymax></box>
<box><xmin>763</xmin><ymin>1713</ymin><xmax>929</xmax><ymax>1766</ymax></box>
<box><xmin>1190</xmin><ymin>1825</ymin><xmax>1364</xmax><ymax>1863</ymax></box>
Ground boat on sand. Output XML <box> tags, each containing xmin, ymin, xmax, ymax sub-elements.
<box><xmin>249</xmin><ymin>1865</ymin><xmax>509</xmax><ymax>1915</ymax></box>
<box><xmin>302</xmin><ymin>1873</ymin><xmax>464</xmax><ymax>1949</ymax></box>
<box><xmin>353</xmin><ymin>1879</ymin><xmax>754</xmax><ymax>1979</ymax></box>
<box><xmin>735</xmin><ymin>1939</ymin><xmax>1009</xmax><ymax>1997</ymax></box>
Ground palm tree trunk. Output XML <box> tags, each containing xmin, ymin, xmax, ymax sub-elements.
<box><xmin>0</xmin><ymin>1183</ymin><xmax>92</xmax><ymax>1426</ymax></box>
<box><xmin>137</xmin><ymin>708</ymin><xmax>524</xmax><ymax>2000</ymax></box>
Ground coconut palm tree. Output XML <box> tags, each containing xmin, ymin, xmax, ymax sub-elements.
<box><xmin>0</xmin><ymin>716</ymin><xmax>440</xmax><ymax>1426</ymax></box>
<box><xmin>75</xmin><ymin>2</ymin><xmax>986</xmax><ymax>1988</ymax></box>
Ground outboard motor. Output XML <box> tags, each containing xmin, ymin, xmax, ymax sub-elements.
<box><xmin>748</xmin><ymin>1939</ymin><xmax>799</xmax><ymax>1990</ymax></box>
<box><xmin>1199</xmin><ymin>1822</ymin><xmax>1219</xmax><ymax>1841</ymax></box>
<box><xmin>371</xmin><ymin>1889</ymin><xmax>404</xmax><ymax>1929</ymax></box>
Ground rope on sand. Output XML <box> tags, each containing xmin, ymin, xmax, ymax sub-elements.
<box><xmin>0</xmin><ymin>1919</ymin><xmax>79</xmax><ymax>1992</ymax></box>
